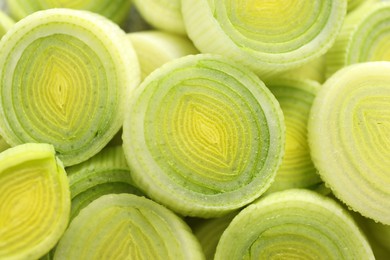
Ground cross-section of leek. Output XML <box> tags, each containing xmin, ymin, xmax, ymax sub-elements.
<box><xmin>264</xmin><ymin>78</ymin><xmax>322</xmax><ymax>194</ymax></box>
<box><xmin>122</xmin><ymin>54</ymin><xmax>285</xmax><ymax>218</ymax></box>
<box><xmin>326</xmin><ymin>2</ymin><xmax>390</xmax><ymax>77</ymax></box>
<box><xmin>67</xmin><ymin>145</ymin><xmax>143</xmax><ymax>220</ymax></box>
<box><xmin>0</xmin><ymin>10</ymin><xmax>14</xmax><ymax>38</ymax></box>
<box><xmin>0</xmin><ymin>9</ymin><xmax>140</xmax><ymax>166</ymax></box>
<box><xmin>181</xmin><ymin>0</ymin><xmax>347</xmax><ymax>78</ymax></box>
<box><xmin>128</xmin><ymin>30</ymin><xmax>198</xmax><ymax>81</ymax></box>
<box><xmin>134</xmin><ymin>0</ymin><xmax>186</xmax><ymax>35</ymax></box>
<box><xmin>214</xmin><ymin>189</ymin><xmax>374</xmax><ymax>260</ymax></box>
<box><xmin>54</xmin><ymin>193</ymin><xmax>205</xmax><ymax>260</ymax></box>
<box><xmin>6</xmin><ymin>0</ymin><xmax>132</xmax><ymax>25</ymax></box>
<box><xmin>308</xmin><ymin>62</ymin><xmax>390</xmax><ymax>225</ymax></box>
<box><xmin>0</xmin><ymin>143</ymin><xmax>70</xmax><ymax>260</ymax></box>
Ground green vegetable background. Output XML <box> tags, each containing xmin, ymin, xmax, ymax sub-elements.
<box><xmin>0</xmin><ymin>0</ymin><xmax>389</xmax><ymax>259</ymax></box>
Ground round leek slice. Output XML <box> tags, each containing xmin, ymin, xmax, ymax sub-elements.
<box><xmin>265</xmin><ymin>78</ymin><xmax>322</xmax><ymax>194</ymax></box>
<box><xmin>0</xmin><ymin>10</ymin><xmax>14</xmax><ymax>38</ymax></box>
<box><xmin>6</xmin><ymin>0</ymin><xmax>132</xmax><ymax>25</ymax></box>
<box><xmin>214</xmin><ymin>189</ymin><xmax>374</xmax><ymax>260</ymax></box>
<box><xmin>67</xmin><ymin>145</ymin><xmax>143</xmax><ymax>220</ymax></box>
<box><xmin>181</xmin><ymin>0</ymin><xmax>347</xmax><ymax>78</ymax></box>
<box><xmin>0</xmin><ymin>9</ymin><xmax>140</xmax><ymax>166</ymax></box>
<box><xmin>308</xmin><ymin>62</ymin><xmax>390</xmax><ymax>224</ymax></box>
<box><xmin>122</xmin><ymin>54</ymin><xmax>285</xmax><ymax>218</ymax></box>
<box><xmin>326</xmin><ymin>2</ymin><xmax>390</xmax><ymax>77</ymax></box>
<box><xmin>0</xmin><ymin>143</ymin><xmax>70</xmax><ymax>260</ymax></box>
<box><xmin>54</xmin><ymin>194</ymin><xmax>205</xmax><ymax>260</ymax></box>
<box><xmin>128</xmin><ymin>31</ymin><xmax>198</xmax><ymax>81</ymax></box>
<box><xmin>134</xmin><ymin>0</ymin><xmax>186</xmax><ymax>35</ymax></box>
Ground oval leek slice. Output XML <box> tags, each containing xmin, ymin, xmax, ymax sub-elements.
<box><xmin>214</xmin><ymin>189</ymin><xmax>374</xmax><ymax>260</ymax></box>
<box><xmin>54</xmin><ymin>193</ymin><xmax>205</xmax><ymax>260</ymax></box>
<box><xmin>67</xmin><ymin>145</ymin><xmax>143</xmax><ymax>220</ymax></box>
<box><xmin>128</xmin><ymin>31</ymin><xmax>198</xmax><ymax>80</ymax></box>
<box><xmin>6</xmin><ymin>0</ymin><xmax>132</xmax><ymax>25</ymax></box>
<box><xmin>134</xmin><ymin>0</ymin><xmax>186</xmax><ymax>35</ymax></box>
<box><xmin>181</xmin><ymin>0</ymin><xmax>347</xmax><ymax>78</ymax></box>
<box><xmin>308</xmin><ymin>62</ymin><xmax>390</xmax><ymax>224</ymax></box>
<box><xmin>265</xmin><ymin>78</ymin><xmax>322</xmax><ymax>194</ymax></box>
<box><xmin>0</xmin><ymin>9</ymin><xmax>140</xmax><ymax>166</ymax></box>
<box><xmin>122</xmin><ymin>54</ymin><xmax>285</xmax><ymax>218</ymax></box>
<box><xmin>0</xmin><ymin>143</ymin><xmax>70</xmax><ymax>260</ymax></box>
<box><xmin>326</xmin><ymin>2</ymin><xmax>390</xmax><ymax>77</ymax></box>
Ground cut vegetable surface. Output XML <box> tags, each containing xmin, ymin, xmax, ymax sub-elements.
<box><xmin>0</xmin><ymin>9</ymin><xmax>140</xmax><ymax>166</ymax></box>
<box><xmin>123</xmin><ymin>54</ymin><xmax>285</xmax><ymax>217</ymax></box>
<box><xmin>54</xmin><ymin>193</ymin><xmax>205</xmax><ymax>260</ymax></box>
<box><xmin>214</xmin><ymin>189</ymin><xmax>374</xmax><ymax>260</ymax></box>
<box><xmin>309</xmin><ymin>62</ymin><xmax>390</xmax><ymax>224</ymax></box>
<box><xmin>0</xmin><ymin>143</ymin><xmax>70</xmax><ymax>260</ymax></box>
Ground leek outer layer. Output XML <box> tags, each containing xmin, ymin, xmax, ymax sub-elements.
<box><xmin>0</xmin><ymin>9</ymin><xmax>140</xmax><ymax>166</ymax></box>
<box><xmin>214</xmin><ymin>189</ymin><xmax>374</xmax><ymax>260</ymax></box>
<box><xmin>122</xmin><ymin>54</ymin><xmax>285</xmax><ymax>218</ymax></box>
<box><xmin>54</xmin><ymin>193</ymin><xmax>205</xmax><ymax>260</ymax></box>
<box><xmin>308</xmin><ymin>62</ymin><xmax>390</xmax><ymax>225</ymax></box>
<box><xmin>0</xmin><ymin>143</ymin><xmax>70</xmax><ymax>260</ymax></box>
<box><xmin>326</xmin><ymin>2</ymin><xmax>390</xmax><ymax>77</ymax></box>
<box><xmin>181</xmin><ymin>0</ymin><xmax>347</xmax><ymax>78</ymax></box>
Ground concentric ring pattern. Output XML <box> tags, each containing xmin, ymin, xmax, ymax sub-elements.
<box><xmin>54</xmin><ymin>194</ymin><xmax>204</xmax><ymax>260</ymax></box>
<box><xmin>181</xmin><ymin>0</ymin><xmax>346</xmax><ymax>77</ymax></box>
<box><xmin>0</xmin><ymin>143</ymin><xmax>70</xmax><ymax>260</ymax></box>
<box><xmin>123</xmin><ymin>54</ymin><xmax>285</xmax><ymax>217</ymax></box>
<box><xmin>308</xmin><ymin>62</ymin><xmax>390</xmax><ymax>224</ymax></box>
<box><xmin>214</xmin><ymin>189</ymin><xmax>374</xmax><ymax>260</ymax></box>
<box><xmin>0</xmin><ymin>9</ymin><xmax>140</xmax><ymax>166</ymax></box>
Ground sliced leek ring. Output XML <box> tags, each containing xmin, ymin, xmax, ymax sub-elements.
<box><xmin>0</xmin><ymin>9</ymin><xmax>140</xmax><ymax>166</ymax></box>
<box><xmin>0</xmin><ymin>143</ymin><xmax>70</xmax><ymax>260</ymax></box>
<box><xmin>122</xmin><ymin>54</ymin><xmax>285</xmax><ymax>218</ymax></box>
<box><xmin>215</xmin><ymin>189</ymin><xmax>374</xmax><ymax>260</ymax></box>
<box><xmin>308</xmin><ymin>62</ymin><xmax>390</xmax><ymax>224</ymax></box>
<box><xmin>0</xmin><ymin>10</ymin><xmax>14</xmax><ymax>38</ymax></box>
<box><xmin>54</xmin><ymin>194</ymin><xmax>205</xmax><ymax>260</ymax></box>
<box><xmin>181</xmin><ymin>0</ymin><xmax>347</xmax><ymax>78</ymax></box>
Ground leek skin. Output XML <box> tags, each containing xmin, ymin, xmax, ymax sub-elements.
<box><xmin>0</xmin><ymin>9</ymin><xmax>140</xmax><ymax>166</ymax></box>
<box><xmin>54</xmin><ymin>194</ymin><xmax>205</xmax><ymax>260</ymax></box>
<box><xmin>308</xmin><ymin>62</ymin><xmax>390</xmax><ymax>225</ymax></box>
<box><xmin>0</xmin><ymin>143</ymin><xmax>70</xmax><ymax>260</ymax></box>
<box><xmin>214</xmin><ymin>189</ymin><xmax>374</xmax><ymax>260</ymax></box>
<box><xmin>123</xmin><ymin>54</ymin><xmax>285</xmax><ymax>218</ymax></box>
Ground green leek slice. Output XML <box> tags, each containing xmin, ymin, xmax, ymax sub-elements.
<box><xmin>122</xmin><ymin>54</ymin><xmax>285</xmax><ymax>218</ymax></box>
<box><xmin>6</xmin><ymin>0</ymin><xmax>132</xmax><ymax>25</ymax></box>
<box><xmin>308</xmin><ymin>62</ymin><xmax>390</xmax><ymax>224</ymax></box>
<box><xmin>67</xmin><ymin>145</ymin><xmax>143</xmax><ymax>220</ymax></box>
<box><xmin>0</xmin><ymin>10</ymin><xmax>14</xmax><ymax>38</ymax></box>
<box><xmin>0</xmin><ymin>9</ymin><xmax>140</xmax><ymax>166</ymax></box>
<box><xmin>326</xmin><ymin>2</ymin><xmax>390</xmax><ymax>77</ymax></box>
<box><xmin>0</xmin><ymin>143</ymin><xmax>70</xmax><ymax>260</ymax></box>
<box><xmin>128</xmin><ymin>30</ymin><xmax>198</xmax><ymax>81</ymax></box>
<box><xmin>134</xmin><ymin>0</ymin><xmax>186</xmax><ymax>35</ymax></box>
<box><xmin>265</xmin><ymin>78</ymin><xmax>322</xmax><ymax>194</ymax></box>
<box><xmin>181</xmin><ymin>0</ymin><xmax>347</xmax><ymax>78</ymax></box>
<box><xmin>53</xmin><ymin>193</ymin><xmax>205</xmax><ymax>260</ymax></box>
<box><xmin>214</xmin><ymin>189</ymin><xmax>374</xmax><ymax>260</ymax></box>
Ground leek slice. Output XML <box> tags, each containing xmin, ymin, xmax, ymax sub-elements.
<box><xmin>54</xmin><ymin>194</ymin><xmax>205</xmax><ymax>260</ymax></box>
<box><xmin>0</xmin><ymin>143</ymin><xmax>70</xmax><ymax>260</ymax></box>
<box><xmin>0</xmin><ymin>9</ymin><xmax>140</xmax><ymax>166</ymax></box>
<box><xmin>214</xmin><ymin>189</ymin><xmax>374</xmax><ymax>260</ymax></box>
<box><xmin>308</xmin><ymin>62</ymin><xmax>390</xmax><ymax>224</ymax></box>
<box><xmin>122</xmin><ymin>54</ymin><xmax>285</xmax><ymax>217</ymax></box>
<box><xmin>0</xmin><ymin>10</ymin><xmax>14</xmax><ymax>38</ymax></box>
<box><xmin>67</xmin><ymin>145</ymin><xmax>143</xmax><ymax>220</ymax></box>
<box><xmin>265</xmin><ymin>78</ymin><xmax>322</xmax><ymax>194</ymax></box>
<box><xmin>128</xmin><ymin>30</ymin><xmax>198</xmax><ymax>80</ymax></box>
<box><xmin>6</xmin><ymin>0</ymin><xmax>132</xmax><ymax>25</ymax></box>
<box><xmin>134</xmin><ymin>0</ymin><xmax>186</xmax><ymax>35</ymax></box>
<box><xmin>326</xmin><ymin>2</ymin><xmax>390</xmax><ymax>77</ymax></box>
<box><xmin>181</xmin><ymin>0</ymin><xmax>347</xmax><ymax>78</ymax></box>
